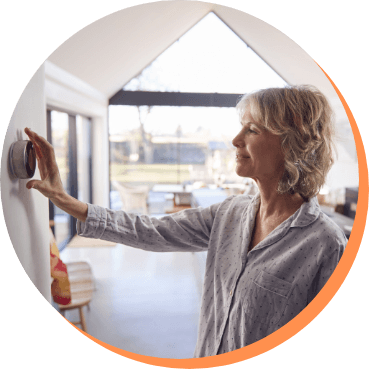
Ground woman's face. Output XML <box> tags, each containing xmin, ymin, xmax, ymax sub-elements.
<box><xmin>232</xmin><ymin>108</ymin><xmax>285</xmax><ymax>184</ymax></box>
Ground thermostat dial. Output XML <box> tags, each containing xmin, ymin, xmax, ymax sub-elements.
<box><xmin>9</xmin><ymin>140</ymin><xmax>37</xmax><ymax>179</ymax></box>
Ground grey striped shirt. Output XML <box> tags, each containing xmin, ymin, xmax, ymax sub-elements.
<box><xmin>77</xmin><ymin>193</ymin><xmax>346</xmax><ymax>357</ymax></box>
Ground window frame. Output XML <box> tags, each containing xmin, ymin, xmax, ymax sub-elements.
<box><xmin>47</xmin><ymin>106</ymin><xmax>93</xmax><ymax>250</ymax></box>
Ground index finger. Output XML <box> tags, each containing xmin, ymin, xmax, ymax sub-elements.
<box><xmin>24</xmin><ymin>128</ymin><xmax>54</xmax><ymax>153</ymax></box>
<box><xmin>24</xmin><ymin>129</ymin><xmax>43</xmax><ymax>157</ymax></box>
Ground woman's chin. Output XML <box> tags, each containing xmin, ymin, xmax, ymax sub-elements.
<box><xmin>235</xmin><ymin>168</ymin><xmax>251</xmax><ymax>178</ymax></box>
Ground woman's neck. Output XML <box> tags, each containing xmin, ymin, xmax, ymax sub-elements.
<box><xmin>256</xmin><ymin>181</ymin><xmax>305</xmax><ymax>221</ymax></box>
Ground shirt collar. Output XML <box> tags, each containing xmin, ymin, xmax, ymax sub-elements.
<box><xmin>290</xmin><ymin>196</ymin><xmax>321</xmax><ymax>228</ymax></box>
<box><xmin>244</xmin><ymin>192</ymin><xmax>321</xmax><ymax>252</ymax></box>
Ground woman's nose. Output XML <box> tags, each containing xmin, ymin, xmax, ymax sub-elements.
<box><xmin>232</xmin><ymin>131</ymin><xmax>244</xmax><ymax>148</ymax></box>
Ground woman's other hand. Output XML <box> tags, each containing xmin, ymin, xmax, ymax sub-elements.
<box><xmin>24</xmin><ymin>127</ymin><xmax>66</xmax><ymax>200</ymax></box>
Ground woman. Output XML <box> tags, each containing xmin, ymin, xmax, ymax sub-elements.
<box><xmin>25</xmin><ymin>85</ymin><xmax>346</xmax><ymax>358</ymax></box>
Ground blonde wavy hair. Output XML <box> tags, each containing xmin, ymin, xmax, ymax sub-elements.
<box><xmin>236</xmin><ymin>85</ymin><xmax>336</xmax><ymax>200</ymax></box>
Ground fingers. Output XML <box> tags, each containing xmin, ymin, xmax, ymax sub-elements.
<box><xmin>24</xmin><ymin>128</ymin><xmax>47</xmax><ymax>178</ymax></box>
<box><xmin>33</xmin><ymin>140</ymin><xmax>43</xmax><ymax>159</ymax></box>
<box><xmin>24</xmin><ymin>128</ymin><xmax>43</xmax><ymax>159</ymax></box>
<box><xmin>24</xmin><ymin>128</ymin><xmax>57</xmax><ymax>170</ymax></box>
<box><xmin>24</xmin><ymin>128</ymin><xmax>55</xmax><ymax>160</ymax></box>
<box><xmin>36</xmin><ymin>151</ymin><xmax>47</xmax><ymax>180</ymax></box>
<box><xmin>24</xmin><ymin>128</ymin><xmax>53</xmax><ymax>151</ymax></box>
<box><xmin>24</xmin><ymin>128</ymin><xmax>63</xmax><ymax>195</ymax></box>
<box><xmin>26</xmin><ymin>179</ymin><xmax>40</xmax><ymax>190</ymax></box>
<box><xmin>26</xmin><ymin>179</ymin><xmax>48</xmax><ymax>195</ymax></box>
<box><xmin>33</xmin><ymin>141</ymin><xmax>43</xmax><ymax>162</ymax></box>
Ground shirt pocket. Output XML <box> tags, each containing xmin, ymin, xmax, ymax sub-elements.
<box><xmin>242</xmin><ymin>270</ymin><xmax>293</xmax><ymax>327</ymax></box>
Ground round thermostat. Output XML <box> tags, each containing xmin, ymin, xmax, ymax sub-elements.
<box><xmin>9</xmin><ymin>140</ymin><xmax>37</xmax><ymax>179</ymax></box>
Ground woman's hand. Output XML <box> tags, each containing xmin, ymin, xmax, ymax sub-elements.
<box><xmin>24</xmin><ymin>128</ymin><xmax>88</xmax><ymax>222</ymax></box>
<box><xmin>24</xmin><ymin>127</ymin><xmax>66</xmax><ymax>200</ymax></box>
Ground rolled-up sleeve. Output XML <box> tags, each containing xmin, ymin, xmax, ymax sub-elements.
<box><xmin>77</xmin><ymin>202</ymin><xmax>221</xmax><ymax>252</ymax></box>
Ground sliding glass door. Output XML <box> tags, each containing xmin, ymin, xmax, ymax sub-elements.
<box><xmin>47</xmin><ymin>108</ymin><xmax>92</xmax><ymax>249</ymax></box>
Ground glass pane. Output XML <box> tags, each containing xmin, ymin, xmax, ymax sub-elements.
<box><xmin>109</xmin><ymin>105</ymin><xmax>244</xmax><ymax>214</ymax></box>
<box><xmin>76</xmin><ymin>115</ymin><xmax>91</xmax><ymax>203</ymax></box>
<box><xmin>123</xmin><ymin>12</ymin><xmax>286</xmax><ymax>94</ymax></box>
<box><xmin>51</xmin><ymin>111</ymin><xmax>70</xmax><ymax>244</ymax></box>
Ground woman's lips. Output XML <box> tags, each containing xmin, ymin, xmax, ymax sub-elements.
<box><xmin>236</xmin><ymin>155</ymin><xmax>250</xmax><ymax>162</ymax></box>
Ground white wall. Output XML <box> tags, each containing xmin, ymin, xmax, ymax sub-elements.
<box><xmin>91</xmin><ymin>115</ymin><xmax>110</xmax><ymax>207</ymax></box>
<box><xmin>1</xmin><ymin>65</ymin><xmax>51</xmax><ymax>302</ymax></box>
<box><xmin>0</xmin><ymin>61</ymin><xmax>110</xmax><ymax>303</ymax></box>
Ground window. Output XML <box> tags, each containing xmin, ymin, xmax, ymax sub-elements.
<box><xmin>109</xmin><ymin>12</ymin><xmax>287</xmax><ymax>215</ymax></box>
<box><xmin>47</xmin><ymin>109</ymin><xmax>92</xmax><ymax>248</ymax></box>
<box><xmin>123</xmin><ymin>12</ymin><xmax>286</xmax><ymax>93</ymax></box>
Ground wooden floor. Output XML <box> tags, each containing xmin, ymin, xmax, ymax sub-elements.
<box><xmin>60</xmin><ymin>243</ymin><xmax>207</xmax><ymax>359</ymax></box>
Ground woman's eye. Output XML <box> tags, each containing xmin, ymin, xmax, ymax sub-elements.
<box><xmin>245</xmin><ymin>128</ymin><xmax>256</xmax><ymax>134</ymax></box>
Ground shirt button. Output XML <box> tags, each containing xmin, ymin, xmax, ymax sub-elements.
<box><xmin>229</xmin><ymin>290</ymin><xmax>233</xmax><ymax>296</ymax></box>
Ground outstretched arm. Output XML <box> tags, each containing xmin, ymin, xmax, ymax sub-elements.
<box><xmin>24</xmin><ymin>128</ymin><xmax>88</xmax><ymax>222</ymax></box>
<box><xmin>25</xmin><ymin>127</ymin><xmax>221</xmax><ymax>252</ymax></box>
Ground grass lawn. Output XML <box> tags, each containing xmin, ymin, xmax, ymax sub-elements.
<box><xmin>110</xmin><ymin>163</ymin><xmax>193</xmax><ymax>184</ymax></box>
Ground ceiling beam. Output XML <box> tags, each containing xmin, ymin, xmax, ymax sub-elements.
<box><xmin>109</xmin><ymin>90</ymin><xmax>243</xmax><ymax>107</ymax></box>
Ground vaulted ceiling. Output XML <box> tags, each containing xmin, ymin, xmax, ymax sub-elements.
<box><xmin>46</xmin><ymin>1</ymin><xmax>357</xmax><ymax>179</ymax></box>
<box><xmin>47</xmin><ymin>2</ymin><xmax>338</xmax><ymax>102</ymax></box>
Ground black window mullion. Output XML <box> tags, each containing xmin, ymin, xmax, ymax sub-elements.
<box><xmin>88</xmin><ymin>117</ymin><xmax>93</xmax><ymax>204</ymax></box>
<box><xmin>68</xmin><ymin>114</ymin><xmax>78</xmax><ymax>238</ymax></box>
<box><xmin>46</xmin><ymin>109</ymin><xmax>55</xmax><ymax>235</ymax></box>
<box><xmin>109</xmin><ymin>90</ymin><xmax>243</xmax><ymax>107</ymax></box>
